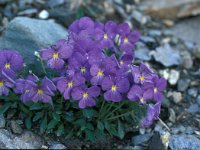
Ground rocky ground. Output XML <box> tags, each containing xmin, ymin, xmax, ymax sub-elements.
<box><xmin>0</xmin><ymin>0</ymin><xmax>200</xmax><ymax>149</ymax></box>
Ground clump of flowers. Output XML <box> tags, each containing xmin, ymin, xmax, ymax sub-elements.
<box><xmin>0</xmin><ymin>17</ymin><xmax>166</xmax><ymax>140</ymax></box>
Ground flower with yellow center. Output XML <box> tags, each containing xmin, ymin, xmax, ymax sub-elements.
<box><xmin>83</xmin><ymin>92</ymin><xmax>88</xmax><ymax>98</ymax></box>
<box><xmin>97</xmin><ymin>70</ymin><xmax>103</xmax><ymax>76</ymax></box>
<box><xmin>111</xmin><ymin>85</ymin><xmax>117</xmax><ymax>91</ymax></box>
<box><xmin>123</xmin><ymin>37</ymin><xmax>128</xmax><ymax>43</ymax></box>
<box><xmin>139</xmin><ymin>75</ymin><xmax>145</xmax><ymax>81</ymax></box>
<box><xmin>103</xmin><ymin>34</ymin><xmax>108</xmax><ymax>39</ymax></box>
<box><xmin>68</xmin><ymin>81</ymin><xmax>73</xmax><ymax>88</ymax></box>
<box><xmin>0</xmin><ymin>81</ymin><xmax>4</xmax><ymax>87</ymax></box>
<box><xmin>120</xmin><ymin>60</ymin><xmax>123</xmax><ymax>65</ymax></box>
<box><xmin>81</xmin><ymin>67</ymin><xmax>86</xmax><ymax>73</ymax></box>
<box><xmin>25</xmin><ymin>90</ymin><xmax>30</xmax><ymax>93</ymax></box>
<box><xmin>5</xmin><ymin>63</ymin><xmax>11</xmax><ymax>69</ymax></box>
<box><xmin>53</xmin><ymin>53</ymin><xmax>59</xmax><ymax>59</ymax></box>
<box><xmin>37</xmin><ymin>89</ymin><xmax>43</xmax><ymax>94</ymax></box>
<box><xmin>154</xmin><ymin>87</ymin><xmax>157</xmax><ymax>93</ymax></box>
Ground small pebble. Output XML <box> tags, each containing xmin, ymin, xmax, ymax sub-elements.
<box><xmin>187</xmin><ymin>104</ymin><xmax>199</xmax><ymax>113</ymax></box>
<box><xmin>38</xmin><ymin>10</ymin><xmax>49</xmax><ymax>19</ymax></box>
<box><xmin>188</xmin><ymin>88</ymin><xmax>198</xmax><ymax>98</ymax></box>
<box><xmin>172</xmin><ymin>91</ymin><xmax>182</xmax><ymax>104</ymax></box>
<box><xmin>196</xmin><ymin>95</ymin><xmax>200</xmax><ymax>106</ymax></box>
<box><xmin>177</xmin><ymin>79</ymin><xmax>190</xmax><ymax>92</ymax></box>
<box><xmin>0</xmin><ymin>115</ymin><xmax>6</xmax><ymax>128</ymax></box>
<box><xmin>169</xmin><ymin>70</ymin><xmax>180</xmax><ymax>85</ymax></box>
<box><xmin>169</xmin><ymin>108</ymin><xmax>176</xmax><ymax>123</ymax></box>
<box><xmin>10</xmin><ymin>120</ymin><xmax>22</xmax><ymax>134</ymax></box>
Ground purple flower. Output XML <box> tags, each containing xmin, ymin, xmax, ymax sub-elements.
<box><xmin>118</xmin><ymin>53</ymin><xmax>133</xmax><ymax>67</ymax></box>
<box><xmin>0</xmin><ymin>50</ymin><xmax>23</xmax><ymax>78</ymax></box>
<box><xmin>132</xmin><ymin>63</ymin><xmax>155</xmax><ymax>84</ymax></box>
<box><xmin>143</xmin><ymin>76</ymin><xmax>167</xmax><ymax>102</ymax></box>
<box><xmin>56</xmin><ymin>74</ymin><xmax>85</xmax><ymax>100</ymax></box>
<box><xmin>94</xmin><ymin>21</ymin><xmax>117</xmax><ymax>49</ymax></box>
<box><xmin>101</xmin><ymin>76</ymin><xmax>130</xmax><ymax>102</ymax></box>
<box><xmin>127</xmin><ymin>85</ymin><xmax>152</xmax><ymax>104</ymax></box>
<box><xmin>15</xmin><ymin>76</ymin><xmax>56</xmax><ymax>103</ymax></box>
<box><xmin>117</xmin><ymin>23</ymin><xmax>140</xmax><ymax>52</ymax></box>
<box><xmin>90</xmin><ymin>57</ymin><xmax>117</xmax><ymax>85</ymax></box>
<box><xmin>40</xmin><ymin>39</ymin><xmax>73</xmax><ymax>70</ymax></box>
<box><xmin>31</xmin><ymin>77</ymin><xmax>56</xmax><ymax>103</ymax></box>
<box><xmin>141</xmin><ymin>102</ymin><xmax>161</xmax><ymax>127</ymax></box>
<box><xmin>0</xmin><ymin>75</ymin><xmax>14</xmax><ymax>96</ymax></box>
<box><xmin>68</xmin><ymin>52</ymin><xmax>91</xmax><ymax>80</ymax></box>
<box><xmin>72</xmin><ymin>86</ymin><xmax>100</xmax><ymax>109</ymax></box>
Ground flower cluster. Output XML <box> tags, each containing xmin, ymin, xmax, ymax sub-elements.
<box><xmin>0</xmin><ymin>17</ymin><xmax>166</xmax><ymax>127</ymax></box>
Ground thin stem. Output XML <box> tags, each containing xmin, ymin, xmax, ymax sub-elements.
<box><xmin>105</xmin><ymin>101</ymin><xmax>125</xmax><ymax>119</ymax></box>
<box><xmin>98</xmin><ymin>100</ymin><xmax>105</xmax><ymax>120</ymax></box>
<box><xmin>104</xmin><ymin>110</ymin><xmax>133</xmax><ymax>121</ymax></box>
<box><xmin>39</xmin><ymin>58</ymin><xmax>47</xmax><ymax>75</ymax></box>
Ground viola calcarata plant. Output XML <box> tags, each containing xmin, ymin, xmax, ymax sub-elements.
<box><xmin>0</xmin><ymin>17</ymin><xmax>166</xmax><ymax>141</ymax></box>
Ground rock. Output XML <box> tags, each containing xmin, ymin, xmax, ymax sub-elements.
<box><xmin>185</xmin><ymin>126</ymin><xmax>194</xmax><ymax>134</ymax></box>
<box><xmin>180</xmin><ymin>51</ymin><xmax>193</xmax><ymax>69</ymax></box>
<box><xmin>177</xmin><ymin>79</ymin><xmax>190</xmax><ymax>92</ymax></box>
<box><xmin>10</xmin><ymin>120</ymin><xmax>22</xmax><ymax>134</ymax></box>
<box><xmin>169</xmin><ymin>134</ymin><xmax>200</xmax><ymax>150</ymax></box>
<box><xmin>130</xmin><ymin>10</ymin><xmax>148</xmax><ymax>25</ymax></box>
<box><xmin>148</xmin><ymin>132</ymin><xmax>164</xmax><ymax>150</ymax></box>
<box><xmin>47</xmin><ymin>0</ymin><xmax>65</xmax><ymax>7</ymax></box>
<box><xmin>18</xmin><ymin>8</ymin><xmax>38</xmax><ymax>16</ymax></box>
<box><xmin>132</xmin><ymin>133</ymin><xmax>152</xmax><ymax>146</ymax></box>
<box><xmin>171</xmin><ymin>125</ymin><xmax>186</xmax><ymax>134</ymax></box>
<box><xmin>193</xmin><ymin>45</ymin><xmax>200</xmax><ymax>59</ymax></box>
<box><xmin>0</xmin><ymin>129</ymin><xmax>44</xmax><ymax>149</ymax></box>
<box><xmin>140</xmin><ymin>36</ymin><xmax>156</xmax><ymax>44</ymax></box>
<box><xmin>168</xmin><ymin>70</ymin><xmax>180</xmax><ymax>85</ymax></box>
<box><xmin>0</xmin><ymin>17</ymin><xmax>67</xmax><ymax>64</ymax></box>
<box><xmin>140</xmin><ymin>0</ymin><xmax>200</xmax><ymax>19</ymax></box>
<box><xmin>38</xmin><ymin>10</ymin><xmax>49</xmax><ymax>19</ymax></box>
<box><xmin>49</xmin><ymin>143</ymin><xmax>67</xmax><ymax>149</ymax></box>
<box><xmin>187</xmin><ymin>104</ymin><xmax>199</xmax><ymax>113</ymax></box>
<box><xmin>152</xmin><ymin>44</ymin><xmax>181</xmax><ymax>67</ymax></box>
<box><xmin>163</xmin><ymin>19</ymin><xmax>174</xmax><ymax>27</ymax></box>
<box><xmin>0</xmin><ymin>115</ymin><xmax>5</xmax><ymax>128</ymax></box>
<box><xmin>160</xmin><ymin>131</ymin><xmax>170</xmax><ymax>150</ymax></box>
<box><xmin>169</xmin><ymin>108</ymin><xmax>176</xmax><ymax>123</ymax></box>
<box><xmin>148</xmin><ymin>30</ymin><xmax>162</xmax><ymax>37</ymax></box>
<box><xmin>188</xmin><ymin>88</ymin><xmax>198</xmax><ymax>97</ymax></box>
<box><xmin>135</xmin><ymin>48</ymin><xmax>151</xmax><ymax>61</ymax></box>
<box><xmin>171</xmin><ymin>91</ymin><xmax>182</xmax><ymax>103</ymax></box>
<box><xmin>197</xmin><ymin>95</ymin><xmax>200</xmax><ymax>106</ymax></box>
<box><xmin>171</xmin><ymin>16</ymin><xmax>200</xmax><ymax>48</ymax></box>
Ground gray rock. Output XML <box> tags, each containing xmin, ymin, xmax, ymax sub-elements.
<box><xmin>49</xmin><ymin>143</ymin><xmax>67</xmax><ymax>149</ymax></box>
<box><xmin>38</xmin><ymin>10</ymin><xmax>49</xmax><ymax>19</ymax></box>
<box><xmin>140</xmin><ymin>36</ymin><xmax>156</xmax><ymax>44</ymax></box>
<box><xmin>140</xmin><ymin>0</ymin><xmax>200</xmax><ymax>19</ymax></box>
<box><xmin>197</xmin><ymin>95</ymin><xmax>200</xmax><ymax>106</ymax></box>
<box><xmin>148</xmin><ymin>30</ymin><xmax>162</xmax><ymax>37</ymax></box>
<box><xmin>169</xmin><ymin>134</ymin><xmax>200</xmax><ymax>150</ymax></box>
<box><xmin>0</xmin><ymin>17</ymin><xmax>67</xmax><ymax>64</ymax></box>
<box><xmin>171</xmin><ymin>16</ymin><xmax>200</xmax><ymax>47</ymax></box>
<box><xmin>187</xmin><ymin>104</ymin><xmax>199</xmax><ymax>113</ymax></box>
<box><xmin>188</xmin><ymin>88</ymin><xmax>198</xmax><ymax>98</ymax></box>
<box><xmin>0</xmin><ymin>129</ymin><xmax>44</xmax><ymax>149</ymax></box>
<box><xmin>0</xmin><ymin>115</ymin><xmax>5</xmax><ymax>128</ymax></box>
<box><xmin>135</xmin><ymin>49</ymin><xmax>151</xmax><ymax>61</ymax></box>
<box><xmin>169</xmin><ymin>108</ymin><xmax>176</xmax><ymax>123</ymax></box>
<box><xmin>152</xmin><ymin>44</ymin><xmax>181</xmax><ymax>67</ymax></box>
<box><xmin>185</xmin><ymin>126</ymin><xmax>194</xmax><ymax>134</ymax></box>
<box><xmin>132</xmin><ymin>133</ymin><xmax>152</xmax><ymax>146</ymax></box>
<box><xmin>168</xmin><ymin>70</ymin><xmax>180</xmax><ymax>85</ymax></box>
<box><xmin>10</xmin><ymin>120</ymin><xmax>22</xmax><ymax>134</ymax></box>
<box><xmin>180</xmin><ymin>50</ymin><xmax>193</xmax><ymax>69</ymax></box>
<box><xmin>177</xmin><ymin>79</ymin><xmax>190</xmax><ymax>92</ymax></box>
<box><xmin>171</xmin><ymin>91</ymin><xmax>182</xmax><ymax>104</ymax></box>
<box><xmin>171</xmin><ymin>125</ymin><xmax>186</xmax><ymax>134</ymax></box>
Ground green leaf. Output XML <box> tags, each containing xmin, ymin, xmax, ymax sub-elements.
<box><xmin>30</xmin><ymin>103</ymin><xmax>43</xmax><ymax>110</ymax></box>
<box><xmin>109</xmin><ymin>124</ymin><xmax>118</xmax><ymax>137</ymax></box>
<box><xmin>97</xmin><ymin>121</ymin><xmax>104</xmax><ymax>131</ymax></box>
<box><xmin>104</xmin><ymin>121</ymin><xmax>110</xmax><ymax>130</ymax></box>
<box><xmin>19</xmin><ymin>103</ymin><xmax>31</xmax><ymax>115</ymax></box>
<box><xmin>83</xmin><ymin>109</ymin><xmax>94</xmax><ymax>118</ymax></box>
<box><xmin>56</xmin><ymin>124</ymin><xmax>64</xmax><ymax>136</ymax></box>
<box><xmin>85</xmin><ymin>130</ymin><xmax>95</xmax><ymax>141</ymax></box>
<box><xmin>25</xmin><ymin>116</ymin><xmax>32</xmax><ymax>129</ymax></box>
<box><xmin>86</xmin><ymin>123</ymin><xmax>94</xmax><ymax>130</ymax></box>
<box><xmin>95</xmin><ymin>129</ymin><xmax>106</xmax><ymax>140</ymax></box>
<box><xmin>0</xmin><ymin>103</ymin><xmax>12</xmax><ymax>115</ymax></box>
<box><xmin>33</xmin><ymin>112</ymin><xmax>43</xmax><ymax>122</ymax></box>
<box><xmin>74</xmin><ymin>119</ymin><xmax>86</xmax><ymax>127</ymax></box>
<box><xmin>40</xmin><ymin>115</ymin><xmax>47</xmax><ymax>133</ymax></box>
<box><xmin>118</xmin><ymin>120</ymin><xmax>125</xmax><ymax>139</ymax></box>
<box><xmin>47</xmin><ymin>119</ymin><xmax>59</xmax><ymax>130</ymax></box>
<box><xmin>52</xmin><ymin>113</ymin><xmax>60</xmax><ymax>121</ymax></box>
